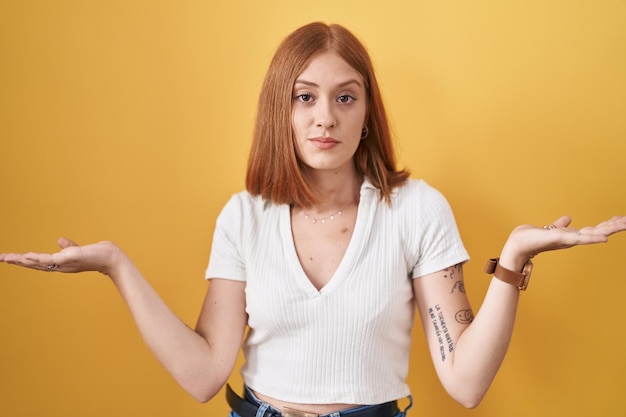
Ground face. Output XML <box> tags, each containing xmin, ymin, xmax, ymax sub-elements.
<box><xmin>291</xmin><ymin>52</ymin><xmax>368</xmax><ymax>175</ymax></box>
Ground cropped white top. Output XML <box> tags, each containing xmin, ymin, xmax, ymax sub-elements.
<box><xmin>205</xmin><ymin>178</ymin><xmax>469</xmax><ymax>404</ymax></box>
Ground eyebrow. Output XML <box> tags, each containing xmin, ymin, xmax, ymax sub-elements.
<box><xmin>294</xmin><ymin>79</ymin><xmax>363</xmax><ymax>89</ymax></box>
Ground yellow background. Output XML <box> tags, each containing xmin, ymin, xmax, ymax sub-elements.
<box><xmin>1</xmin><ymin>1</ymin><xmax>625</xmax><ymax>416</ymax></box>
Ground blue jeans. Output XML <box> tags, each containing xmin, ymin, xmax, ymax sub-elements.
<box><xmin>229</xmin><ymin>410</ymin><xmax>409</xmax><ymax>417</ymax></box>
<box><xmin>228</xmin><ymin>386</ymin><xmax>413</xmax><ymax>417</ymax></box>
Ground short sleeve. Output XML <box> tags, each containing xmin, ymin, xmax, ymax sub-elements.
<box><xmin>205</xmin><ymin>194</ymin><xmax>247</xmax><ymax>282</ymax></box>
<box><xmin>409</xmin><ymin>182</ymin><xmax>469</xmax><ymax>278</ymax></box>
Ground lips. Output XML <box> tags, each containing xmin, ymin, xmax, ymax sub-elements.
<box><xmin>309</xmin><ymin>137</ymin><xmax>340</xmax><ymax>150</ymax></box>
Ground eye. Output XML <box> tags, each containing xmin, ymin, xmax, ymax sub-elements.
<box><xmin>337</xmin><ymin>94</ymin><xmax>357</xmax><ymax>104</ymax></box>
<box><xmin>294</xmin><ymin>93</ymin><xmax>314</xmax><ymax>103</ymax></box>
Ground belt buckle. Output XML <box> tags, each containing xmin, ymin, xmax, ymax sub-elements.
<box><xmin>281</xmin><ymin>407</ymin><xmax>319</xmax><ymax>417</ymax></box>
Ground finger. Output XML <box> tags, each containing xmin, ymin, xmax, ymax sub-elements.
<box><xmin>592</xmin><ymin>217</ymin><xmax>626</xmax><ymax>237</ymax></box>
<box><xmin>2</xmin><ymin>252</ymin><xmax>53</xmax><ymax>271</ymax></box>
<box><xmin>25</xmin><ymin>252</ymin><xmax>58</xmax><ymax>270</ymax></box>
<box><xmin>57</xmin><ymin>237</ymin><xmax>78</xmax><ymax>249</ymax></box>
<box><xmin>551</xmin><ymin>215</ymin><xmax>572</xmax><ymax>228</ymax></box>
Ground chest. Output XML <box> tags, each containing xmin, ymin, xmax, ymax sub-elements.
<box><xmin>290</xmin><ymin>208</ymin><xmax>356</xmax><ymax>290</ymax></box>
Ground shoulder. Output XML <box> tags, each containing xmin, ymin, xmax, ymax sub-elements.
<box><xmin>216</xmin><ymin>190</ymin><xmax>283</xmax><ymax>230</ymax></box>
<box><xmin>220</xmin><ymin>190</ymin><xmax>274</xmax><ymax>215</ymax></box>
<box><xmin>389</xmin><ymin>178</ymin><xmax>452</xmax><ymax>214</ymax></box>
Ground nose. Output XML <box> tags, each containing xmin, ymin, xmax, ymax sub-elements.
<box><xmin>314</xmin><ymin>99</ymin><xmax>336</xmax><ymax>128</ymax></box>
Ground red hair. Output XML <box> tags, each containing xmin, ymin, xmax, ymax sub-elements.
<box><xmin>246</xmin><ymin>22</ymin><xmax>409</xmax><ymax>205</ymax></box>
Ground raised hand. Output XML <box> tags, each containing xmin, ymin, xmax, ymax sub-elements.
<box><xmin>0</xmin><ymin>237</ymin><xmax>122</xmax><ymax>276</ymax></box>
<box><xmin>502</xmin><ymin>215</ymin><xmax>626</xmax><ymax>263</ymax></box>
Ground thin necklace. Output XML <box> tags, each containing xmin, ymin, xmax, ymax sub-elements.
<box><xmin>300</xmin><ymin>196</ymin><xmax>358</xmax><ymax>224</ymax></box>
<box><xmin>301</xmin><ymin>208</ymin><xmax>344</xmax><ymax>224</ymax></box>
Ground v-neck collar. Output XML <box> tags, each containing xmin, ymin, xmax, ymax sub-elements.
<box><xmin>280</xmin><ymin>178</ymin><xmax>378</xmax><ymax>297</ymax></box>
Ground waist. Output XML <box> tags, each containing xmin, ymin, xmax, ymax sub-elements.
<box><xmin>251</xmin><ymin>388</ymin><xmax>360</xmax><ymax>415</ymax></box>
<box><xmin>226</xmin><ymin>385</ymin><xmax>400</xmax><ymax>417</ymax></box>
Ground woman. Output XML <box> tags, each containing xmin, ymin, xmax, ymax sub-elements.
<box><xmin>1</xmin><ymin>22</ymin><xmax>625</xmax><ymax>417</ymax></box>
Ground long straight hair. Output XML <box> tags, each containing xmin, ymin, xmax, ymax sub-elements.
<box><xmin>246</xmin><ymin>22</ymin><xmax>409</xmax><ymax>206</ymax></box>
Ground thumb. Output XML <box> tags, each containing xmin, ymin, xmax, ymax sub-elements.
<box><xmin>57</xmin><ymin>237</ymin><xmax>78</xmax><ymax>249</ymax></box>
<box><xmin>551</xmin><ymin>215</ymin><xmax>572</xmax><ymax>228</ymax></box>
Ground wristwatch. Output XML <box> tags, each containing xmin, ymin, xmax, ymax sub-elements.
<box><xmin>484</xmin><ymin>258</ymin><xmax>533</xmax><ymax>291</ymax></box>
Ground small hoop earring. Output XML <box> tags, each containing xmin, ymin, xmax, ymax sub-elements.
<box><xmin>360</xmin><ymin>126</ymin><xmax>369</xmax><ymax>139</ymax></box>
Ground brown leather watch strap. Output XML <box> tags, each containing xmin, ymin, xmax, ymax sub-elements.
<box><xmin>484</xmin><ymin>258</ymin><xmax>533</xmax><ymax>290</ymax></box>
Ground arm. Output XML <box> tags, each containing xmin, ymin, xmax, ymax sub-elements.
<box><xmin>0</xmin><ymin>238</ymin><xmax>247</xmax><ymax>403</ymax></box>
<box><xmin>413</xmin><ymin>215</ymin><xmax>626</xmax><ymax>408</ymax></box>
<box><xmin>413</xmin><ymin>263</ymin><xmax>518</xmax><ymax>408</ymax></box>
<box><xmin>111</xmin><ymin>255</ymin><xmax>247</xmax><ymax>402</ymax></box>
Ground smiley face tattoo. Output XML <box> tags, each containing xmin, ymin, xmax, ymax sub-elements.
<box><xmin>455</xmin><ymin>309</ymin><xmax>474</xmax><ymax>324</ymax></box>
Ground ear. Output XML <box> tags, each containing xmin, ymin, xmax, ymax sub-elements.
<box><xmin>360</xmin><ymin>125</ymin><xmax>369</xmax><ymax>140</ymax></box>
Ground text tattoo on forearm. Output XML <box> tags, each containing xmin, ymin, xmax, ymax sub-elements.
<box><xmin>428</xmin><ymin>304</ymin><xmax>455</xmax><ymax>361</ymax></box>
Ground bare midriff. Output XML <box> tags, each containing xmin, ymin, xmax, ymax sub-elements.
<box><xmin>251</xmin><ymin>389</ymin><xmax>361</xmax><ymax>415</ymax></box>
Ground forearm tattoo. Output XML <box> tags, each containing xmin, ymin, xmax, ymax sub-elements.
<box><xmin>442</xmin><ymin>263</ymin><xmax>462</xmax><ymax>280</ymax></box>
<box><xmin>450</xmin><ymin>280</ymin><xmax>465</xmax><ymax>294</ymax></box>
<box><xmin>427</xmin><ymin>264</ymin><xmax>472</xmax><ymax>361</ymax></box>
<box><xmin>443</xmin><ymin>263</ymin><xmax>465</xmax><ymax>294</ymax></box>
<box><xmin>428</xmin><ymin>304</ymin><xmax>455</xmax><ymax>362</ymax></box>
<box><xmin>455</xmin><ymin>309</ymin><xmax>474</xmax><ymax>324</ymax></box>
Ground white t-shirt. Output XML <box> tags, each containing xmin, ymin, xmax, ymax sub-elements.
<box><xmin>206</xmin><ymin>178</ymin><xmax>469</xmax><ymax>404</ymax></box>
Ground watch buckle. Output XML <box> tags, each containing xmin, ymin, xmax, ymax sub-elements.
<box><xmin>519</xmin><ymin>274</ymin><xmax>530</xmax><ymax>290</ymax></box>
<box><xmin>518</xmin><ymin>259</ymin><xmax>533</xmax><ymax>291</ymax></box>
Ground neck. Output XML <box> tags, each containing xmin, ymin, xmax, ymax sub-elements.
<box><xmin>299</xmin><ymin>168</ymin><xmax>362</xmax><ymax>214</ymax></box>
